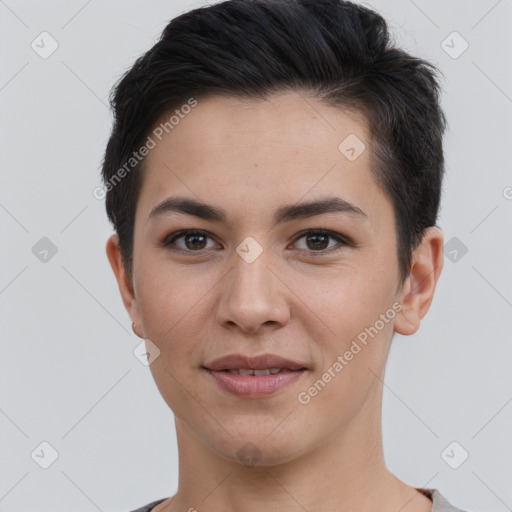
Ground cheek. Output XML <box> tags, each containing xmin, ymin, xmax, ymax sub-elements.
<box><xmin>301</xmin><ymin>261</ymin><xmax>397</xmax><ymax>374</ymax></box>
<box><xmin>136</xmin><ymin>269</ymin><xmax>209</xmax><ymax>415</ymax></box>
<box><xmin>135</xmin><ymin>243</ymin><xmax>209</xmax><ymax>319</ymax></box>
<box><xmin>306</xmin><ymin>265</ymin><xmax>391</xmax><ymax>328</ymax></box>
<box><xmin>135</xmin><ymin>266</ymin><xmax>203</xmax><ymax>349</ymax></box>
<box><xmin>300</xmin><ymin>282</ymin><xmax>395</xmax><ymax>419</ymax></box>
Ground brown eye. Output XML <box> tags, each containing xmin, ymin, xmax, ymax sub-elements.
<box><xmin>183</xmin><ymin>233</ymin><xmax>207</xmax><ymax>250</ymax></box>
<box><xmin>292</xmin><ymin>229</ymin><xmax>348</xmax><ymax>253</ymax></box>
<box><xmin>305</xmin><ymin>233</ymin><xmax>330</xmax><ymax>250</ymax></box>
<box><xmin>163</xmin><ymin>230</ymin><xmax>219</xmax><ymax>252</ymax></box>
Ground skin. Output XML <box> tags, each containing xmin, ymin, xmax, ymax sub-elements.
<box><xmin>106</xmin><ymin>91</ymin><xmax>444</xmax><ymax>512</ymax></box>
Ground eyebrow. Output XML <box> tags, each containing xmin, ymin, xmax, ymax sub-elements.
<box><xmin>148</xmin><ymin>196</ymin><xmax>367</xmax><ymax>224</ymax></box>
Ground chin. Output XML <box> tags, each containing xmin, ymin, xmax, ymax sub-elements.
<box><xmin>210</xmin><ymin>428</ymin><xmax>311</xmax><ymax>468</ymax></box>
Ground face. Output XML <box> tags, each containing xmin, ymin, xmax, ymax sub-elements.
<box><xmin>107</xmin><ymin>91</ymin><xmax>438</xmax><ymax>467</ymax></box>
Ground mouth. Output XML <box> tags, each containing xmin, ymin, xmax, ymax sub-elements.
<box><xmin>220</xmin><ymin>368</ymin><xmax>297</xmax><ymax>375</ymax></box>
<box><xmin>203</xmin><ymin>354</ymin><xmax>308</xmax><ymax>397</ymax></box>
<box><xmin>204</xmin><ymin>353</ymin><xmax>307</xmax><ymax>372</ymax></box>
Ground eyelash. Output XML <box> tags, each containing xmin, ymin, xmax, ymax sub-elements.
<box><xmin>162</xmin><ymin>229</ymin><xmax>350</xmax><ymax>255</ymax></box>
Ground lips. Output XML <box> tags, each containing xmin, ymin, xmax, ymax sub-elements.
<box><xmin>203</xmin><ymin>354</ymin><xmax>308</xmax><ymax>398</ymax></box>
<box><xmin>225</xmin><ymin>368</ymin><xmax>285</xmax><ymax>375</ymax></box>
<box><xmin>204</xmin><ymin>353</ymin><xmax>307</xmax><ymax>372</ymax></box>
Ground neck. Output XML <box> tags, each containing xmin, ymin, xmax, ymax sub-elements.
<box><xmin>159</xmin><ymin>393</ymin><xmax>431</xmax><ymax>512</ymax></box>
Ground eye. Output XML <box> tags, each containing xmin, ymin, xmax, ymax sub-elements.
<box><xmin>291</xmin><ymin>229</ymin><xmax>349</xmax><ymax>253</ymax></box>
<box><xmin>161</xmin><ymin>228</ymin><xmax>350</xmax><ymax>255</ymax></box>
<box><xmin>162</xmin><ymin>230</ymin><xmax>220</xmax><ymax>252</ymax></box>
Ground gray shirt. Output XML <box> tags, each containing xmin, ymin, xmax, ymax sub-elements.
<box><xmin>128</xmin><ymin>488</ymin><xmax>469</xmax><ymax>512</ymax></box>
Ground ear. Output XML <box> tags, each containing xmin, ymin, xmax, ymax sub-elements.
<box><xmin>394</xmin><ymin>226</ymin><xmax>444</xmax><ymax>336</ymax></box>
<box><xmin>106</xmin><ymin>234</ymin><xmax>143</xmax><ymax>337</ymax></box>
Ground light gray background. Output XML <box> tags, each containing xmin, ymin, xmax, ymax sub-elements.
<box><xmin>1</xmin><ymin>0</ymin><xmax>511</xmax><ymax>511</ymax></box>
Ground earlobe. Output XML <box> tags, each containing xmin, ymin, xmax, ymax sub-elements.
<box><xmin>106</xmin><ymin>234</ymin><xmax>140</xmax><ymax>329</ymax></box>
<box><xmin>394</xmin><ymin>227</ymin><xmax>444</xmax><ymax>336</ymax></box>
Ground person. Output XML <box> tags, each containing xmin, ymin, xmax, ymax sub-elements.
<box><xmin>102</xmin><ymin>1</ymin><xmax>469</xmax><ymax>511</ymax></box>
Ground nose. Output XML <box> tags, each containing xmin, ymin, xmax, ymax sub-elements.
<box><xmin>215</xmin><ymin>247</ymin><xmax>291</xmax><ymax>335</ymax></box>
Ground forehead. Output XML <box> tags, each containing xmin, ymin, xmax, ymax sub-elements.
<box><xmin>136</xmin><ymin>92</ymin><xmax>391</xmax><ymax>231</ymax></box>
<box><xmin>150</xmin><ymin>92</ymin><xmax>369</xmax><ymax>153</ymax></box>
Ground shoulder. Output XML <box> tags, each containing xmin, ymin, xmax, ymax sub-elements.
<box><xmin>423</xmin><ymin>488</ymin><xmax>471</xmax><ymax>512</ymax></box>
<box><xmin>126</xmin><ymin>498</ymin><xmax>167</xmax><ymax>512</ymax></box>
<box><xmin>127</xmin><ymin>490</ymin><xmax>474</xmax><ymax>512</ymax></box>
